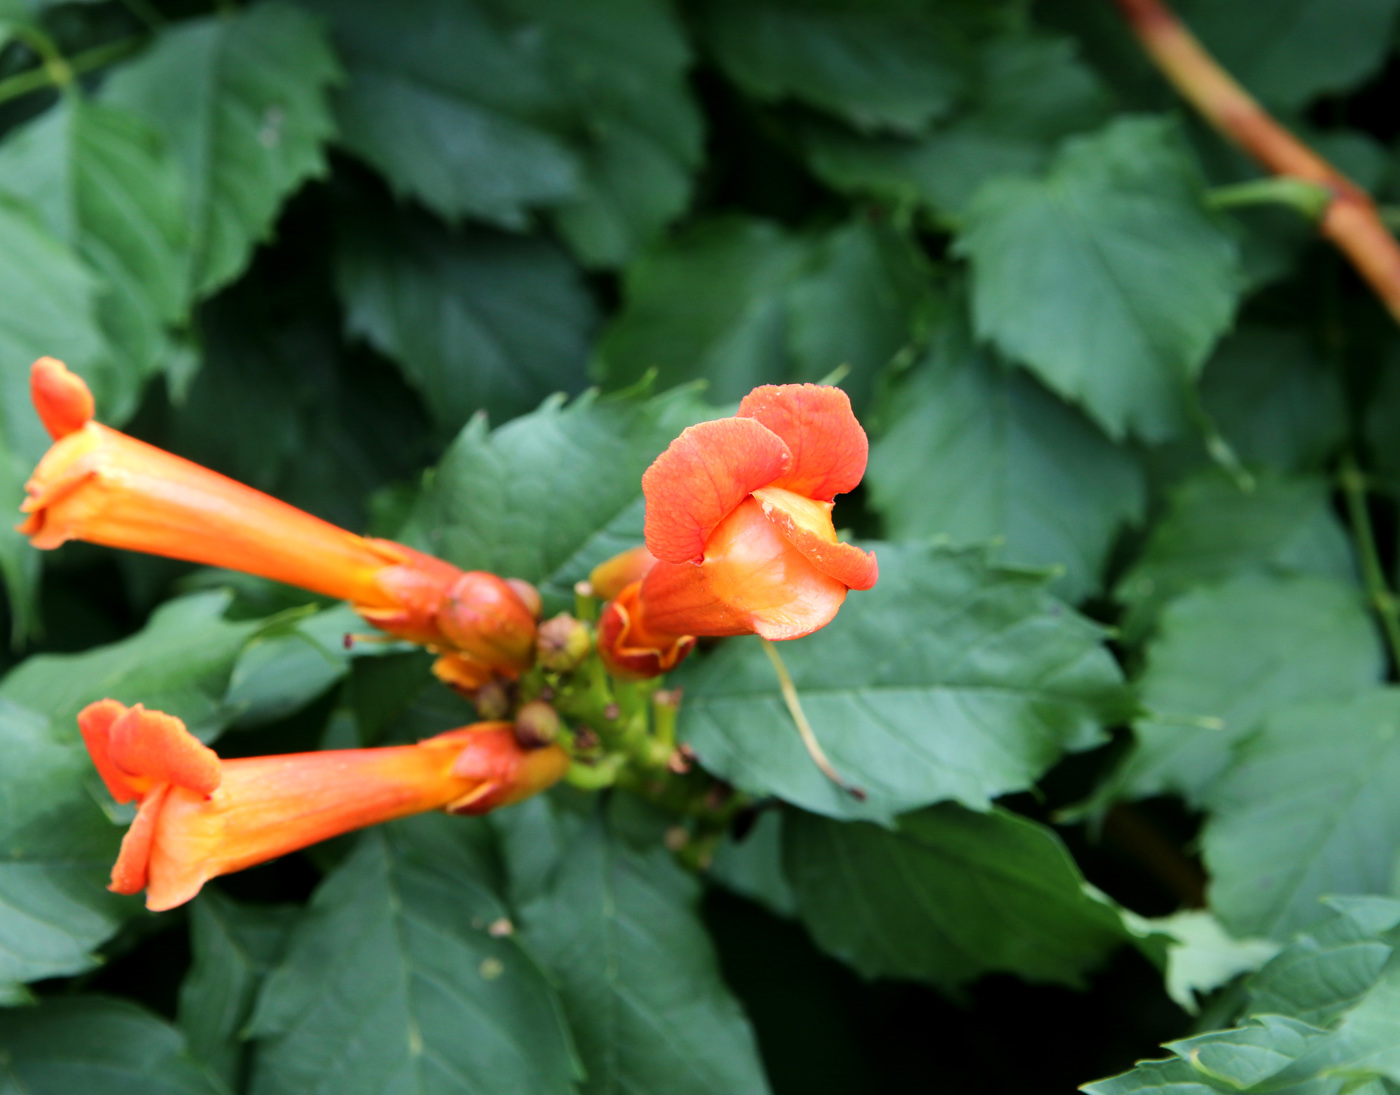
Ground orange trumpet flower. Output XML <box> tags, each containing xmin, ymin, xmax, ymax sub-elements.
<box><xmin>79</xmin><ymin>700</ymin><xmax>569</xmax><ymax>911</ymax></box>
<box><xmin>595</xmin><ymin>384</ymin><xmax>878</xmax><ymax>677</ymax></box>
<box><xmin>19</xmin><ymin>358</ymin><xmax>536</xmax><ymax>680</ymax></box>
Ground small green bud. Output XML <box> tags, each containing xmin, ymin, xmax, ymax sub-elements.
<box><xmin>474</xmin><ymin>680</ymin><xmax>512</xmax><ymax>721</ymax></box>
<box><xmin>515</xmin><ymin>699</ymin><xmax>562</xmax><ymax>749</ymax></box>
<box><xmin>537</xmin><ymin>612</ymin><xmax>591</xmax><ymax>673</ymax></box>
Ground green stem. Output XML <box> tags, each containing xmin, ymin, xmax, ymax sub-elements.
<box><xmin>1340</xmin><ymin>453</ymin><xmax>1400</xmax><ymax>673</ymax></box>
<box><xmin>761</xmin><ymin>638</ymin><xmax>865</xmax><ymax>800</ymax></box>
<box><xmin>0</xmin><ymin>35</ymin><xmax>144</xmax><ymax>108</ymax></box>
<box><xmin>1205</xmin><ymin>177</ymin><xmax>1332</xmax><ymax>219</ymax></box>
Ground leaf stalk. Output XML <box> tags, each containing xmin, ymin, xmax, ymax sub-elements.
<box><xmin>0</xmin><ymin>36</ymin><xmax>144</xmax><ymax>108</ymax></box>
<box><xmin>1339</xmin><ymin>453</ymin><xmax>1400</xmax><ymax>674</ymax></box>
<box><xmin>761</xmin><ymin>637</ymin><xmax>865</xmax><ymax>801</ymax></box>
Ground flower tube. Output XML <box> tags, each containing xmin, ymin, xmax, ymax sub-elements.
<box><xmin>595</xmin><ymin>384</ymin><xmax>877</xmax><ymax>676</ymax></box>
<box><xmin>79</xmin><ymin>700</ymin><xmax>569</xmax><ymax>911</ymax></box>
<box><xmin>18</xmin><ymin>358</ymin><xmax>536</xmax><ymax>678</ymax></box>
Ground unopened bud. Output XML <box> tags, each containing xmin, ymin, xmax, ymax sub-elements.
<box><xmin>432</xmin><ymin>652</ymin><xmax>495</xmax><ymax>696</ymax></box>
<box><xmin>506</xmin><ymin>578</ymin><xmax>542</xmax><ymax>619</ymax></box>
<box><xmin>514</xmin><ymin>700</ymin><xmax>561</xmax><ymax>749</ymax></box>
<box><xmin>537</xmin><ymin>613</ymin><xmax>591</xmax><ymax>672</ymax></box>
<box><xmin>589</xmin><ymin>546</ymin><xmax>657</xmax><ymax>601</ymax></box>
<box><xmin>596</xmin><ymin>582</ymin><xmax>694</xmax><ymax>680</ymax></box>
<box><xmin>438</xmin><ymin>571</ymin><xmax>537</xmax><ymax>674</ymax></box>
<box><xmin>473</xmin><ymin>679</ymin><xmax>512</xmax><ymax>721</ymax></box>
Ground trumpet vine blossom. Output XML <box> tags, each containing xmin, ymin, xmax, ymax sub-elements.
<box><xmin>80</xmin><ymin>700</ymin><xmax>569</xmax><ymax>910</ymax></box>
<box><xmin>19</xmin><ymin>358</ymin><xmax>537</xmax><ymax>686</ymax></box>
<box><xmin>596</xmin><ymin>384</ymin><xmax>878</xmax><ymax>677</ymax></box>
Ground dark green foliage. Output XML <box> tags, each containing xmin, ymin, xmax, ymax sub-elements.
<box><xmin>2</xmin><ymin>1</ymin><xmax>1400</xmax><ymax>1092</ymax></box>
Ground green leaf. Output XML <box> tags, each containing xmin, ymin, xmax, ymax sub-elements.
<box><xmin>784</xmin><ymin>217</ymin><xmax>935</xmax><ymax>411</ymax></box>
<box><xmin>0</xmin><ymin>591</ymin><xmax>259</xmax><ymax>740</ymax></box>
<box><xmin>511</xmin><ymin>0</ymin><xmax>704</xmax><ymax>267</ymax></box>
<box><xmin>1084</xmin><ymin>899</ymin><xmax>1400</xmax><ymax>1094</ymax></box>
<box><xmin>867</xmin><ymin>318</ymin><xmax>1145</xmax><ymax>602</ymax></box>
<box><xmin>1126</xmin><ymin>910</ymin><xmax>1280</xmax><ymax>1015</ymax></box>
<box><xmin>103</xmin><ymin>2</ymin><xmax>341</xmax><ymax>298</ymax></box>
<box><xmin>0</xmin><ymin>95</ymin><xmax>188</xmax><ymax>411</ymax></box>
<box><xmin>169</xmin><ymin>288</ymin><xmax>434</xmax><ymax>532</ymax></box>
<box><xmin>594</xmin><ymin>214</ymin><xmax>934</xmax><ymax>408</ymax></box>
<box><xmin>336</xmin><ymin>202</ymin><xmax>596</xmax><ymax>434</ymax></box>
<box><xmin>224</xmin><ymin>604</ymin><xmax>369</xmax><ymax>729</ymax></box>
<box><xmin>1113</xmin><ymin>574</ymin><xmax>1384</xmax><ymax>807</ymax></box>
<box><xmin>1177</xmin><ymin>0</ymin><xmax>1400</xmax><ymax>111</ymax></box>
<box><xmin>248</xmin><ymin>815</ymin><xmax>579</xmax><ymax>1095</ymax></box>
<box><xmin>1200</xmin><ymin>326</ymin><xmax>1347</xmax><ymax>474</ymax></box>
<box><xmin>708</xmin><ymin>810</ymin><xmax>797</xmax><ymax>919</ymax></box>
<box><xmin>0</xmin><ymin>698</ymin><xmax>128</xmax><ymax>995</ymax></box>
<box><xmin>1246</xmin><ymin>897</ymin><xmax>1400</xmax><ymax>1027</ymax></box>
<box><xmin>307</xmin><ymin>0</ymin><xmax>701</xmax><ymax>265</ymax></box>
<box><xmin>592</xmin><ymin>216</ymin><xmax>815</xmax><ymax>401</ymax></box>
<box><xmin>677</xmin><ymin>542</ymin><xmax>1130</xmax><ymax>823</ymax></box>
<box><xmin>402</xmin><ymin>385</ymin><xmax>710</xmax><ymax>610</ymax></box>
<box><xmin>1081</xmin><ymin>1057</ymin><xmax>1222</xmax><ymax>1095</ymax></box>
<box><xmin>1114</xmin><ymin>471</ymin><xmax>1356</xmax><ymax>641</ymax></box>
<box><xmin>518</xmin><ymin>812</ymin><xmax>770</xmax><ymax>1095</ymax></box>
<box><xmin>179</xmin><ymin>891</ymin><xmax>297</xmax><ymax>1090</ymax></box>
<box><xmin>0</xmin><ymin>997</ymin><xmax>223</xmax><ymax>1094</ymax></box>
<box><xmin>804</xmin><ymin>32</ymin><xmax>1110</xmax><ymax>222</ymax></box>
<box><xmin>304</xmin><ymin>0</ymin><xmax>576</xmax><ymax>228</ymax></box>
<box><xmin>1203</xmin><ymin>689</ymin><xmax>1400</xmax><ymax>939</ymax></box>
<box><xmin>697</xmin><ymin>0</ymin><xmax>985</xmax><ymax>133</ymax></box>
<box><xmin>1164</xmin><ymin>1017</ymin><xmax>1332</xmax><ymax>1090</ymax></box>
<box><xmin>0</xmin><ymin>196</ymin><xmax>110</xmax><ymax>635</ymax></box>
<box><xmin>957</xmin><ymin>116</ymin><xmax>1243</xmax><ymax>441</ymax></box>
<box><xmin>785</xmin><ymin>805</ymin><xmax>1129</xmax><ymax>990</ymax></box>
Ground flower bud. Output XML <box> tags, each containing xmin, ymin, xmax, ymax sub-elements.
<box><xmin>472</xmin><ymin>679</ymin><xmax>513</xmax><ymax>720</ymax></box>
<box><xmin>514</xmin><ymin>700</ymin><xmax>561</xmax><ymax>749</ymax></box>
<box><xmin>431</xmin><ymin>652</ymin><xmax>496</xmax><ymax>695</ymax></box>
<box><xmin>589</xmin><ymin>546</ymin><xmax>657</xmax><ymax>601</ymax></box>
<box><xmin>506</xmin><ymin>578</ymin><xmax>542</xmax><ymax>619</ymax></box>
<box><xmin>597</xmin><ymin>580</ymin><xmax>695</xmax><ymax>680</ymax></box>
<box><xmin>536</xmin><ymin>613</ymin><xmax>591</xmax><ymax>673</ymax></box>
<box><xmin>437</xmin><ymin>571</ymin><xmax>537</xmax><ymax>675</ymax></box>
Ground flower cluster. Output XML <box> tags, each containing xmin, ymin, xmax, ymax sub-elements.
<box><xmin>593</xmin><ymin>384</ymin><xmax>877</xmax><ymax>678</ymax></box>
<box><xmin>20</xmin><ymin>359</ymin><xmax>875</xmax><ymax>908</ymax></box>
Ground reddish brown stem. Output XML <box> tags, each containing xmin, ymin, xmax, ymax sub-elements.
<box><xmin>1113</xmin><ymin>0</ymin><xmax>1400</xmax><ymax>325</ymax></box>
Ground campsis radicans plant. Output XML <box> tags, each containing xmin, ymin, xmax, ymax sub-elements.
<box><xmin>19</xmin><ymin>359</ymin><xmax>876</xmax><ymax>906</ymax></box>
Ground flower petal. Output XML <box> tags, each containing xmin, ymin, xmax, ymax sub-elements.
<box><xmin>753</xmin><ymin>486</ymin><xmax>878</xmax><ymax>591</ymax></box>
<box><xmin>643</xmin><ymin>417</ymin><xmax>791</xmax><ymax>564</ymax></box>
<box><xmin>589</xmin><ymin>545</ymin><xmax>657</xmax><ymax>601</ymax></box>
<box><xmin>30</xmin><ymin>357</ymin><xmax>94</xmax><ymax>440</ymax></box>
<box><xmin>78</xmin><ymin>699</ymin><xmax>140</xmax><ymax>803</ymax></box>
<box><xmin>108</xmin><ymin>783</ymin><xmax>169</xmax><ymax>895</ymax></box>
<box><xmin>737</xmin><ymin>384</ymin><xmax>868</xmax><ymax>501</ymax></box>
<box><xmin>641</xmin><ymin>499</ymin><xmax>848</xmax><ymax>640</ymax></box>
<box><xmin>107</xmin><ymin>705</ymin><xmax>222</xmax><ymax>797</ymax></box>
<box><xmin>597</xmin><ymin>579</ymin><xmax>697</xmax><ymax>678</ymax></box>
